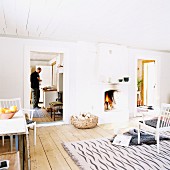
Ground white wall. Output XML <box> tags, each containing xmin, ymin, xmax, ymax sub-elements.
<box><xmin>97</xmin><ymin>43</ymin><xmax>129</xmax><ymax>82</ymax></box>
<box><xmin>0</xmin><ymin>38</ymin><xmax>24</xmax><ymax>104</ymax></box>
<box><xmin>75</xmin><ymin>42</ymin><xmax>97</xmax><ymax>113</ymax></box>
<box><xmin>1</xmin><ymin>37</ymin><xmax>170</xmax><ymax>123</ymax></box>
<box><xmin>160</xmin><ymin>54</ymin><xmax>170</xmax><ymax>103</ymax></box>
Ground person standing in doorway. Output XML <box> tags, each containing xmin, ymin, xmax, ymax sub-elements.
<box><xmin>30</xmin><ymin>67</ymin><xmax>42</xmax><ymax>109</ymax></box>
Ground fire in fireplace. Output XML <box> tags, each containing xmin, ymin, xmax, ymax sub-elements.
<box><xmin>104</xmin><ymin>90</ymin><xmax>118</xmax><ymax>111</ymax></box>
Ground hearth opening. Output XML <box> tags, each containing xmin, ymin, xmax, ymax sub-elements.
<box><xmin>104</xmin><ymin>90</ymin><xmax>118</xmax><ymax>111</ymax></box>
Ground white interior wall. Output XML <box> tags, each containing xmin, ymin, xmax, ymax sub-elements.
<box><xmin>160</xmin><ymin>54</ymin><xmax>170</xmax><ymax>103</ymax></box>
<box><xmin>0</xmin><ymin>38</ymin><xmax>24</xmax><ymax>106</ymax></box>
<box><xmin>97</xmin><ymin>43</ymin><xmax>129</xmax><ymax>82</ymax></box>
<box><xmin>0</xmin><ymin>37</ymin><xmax>170</xmax><ymax>123</ymax></box>
<box><xmin>75</xmin><ymin>42</ymin><xmax>97</xmax><ymax>113</ymax></box>
<box><xmin>30</xmin><ymin>60</ymin><xmax>50</xmax><ymax>75</ymax></box>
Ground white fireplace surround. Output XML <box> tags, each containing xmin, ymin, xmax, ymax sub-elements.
<box><xmin>102</xmin><ymin>83</ymin><xmax>128</xmax><ymax>109</ymax></box>
<box><xmin>92</xmin><ymin>83</ymin><xmax>129</xmax><ymax>124</ymax></box>
<box><xmin>104</xmin><ymin>85</ymin><xmax>119</xmax><ymax>111</ymax></box>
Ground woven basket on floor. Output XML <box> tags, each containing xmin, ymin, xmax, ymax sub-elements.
<box><xmin>71</xmin><ymin>114</ymin><xmax>98</xmax><ymax>129</ymax></box>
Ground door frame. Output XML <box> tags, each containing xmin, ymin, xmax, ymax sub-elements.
<box><xmin>24</xmin><ymin>45</ymin><xmax>70</xmax><ymax>124</ymax></box>
<box><xmin>141</xmin><ymin>60</ymin><xmax>155</xmax><ymax>106</ymax></box>
<box><xmin>133</xmin><ymin>54</ymin><xmax>160</xmax><ymax>117</ymax></box>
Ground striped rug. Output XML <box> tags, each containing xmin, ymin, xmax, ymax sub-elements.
<box><xmin>62</xmin><ymin>138</ymin><xmax>170</xmax><ymax>170</ymax></box>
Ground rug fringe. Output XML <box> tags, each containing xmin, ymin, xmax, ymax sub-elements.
<box><xmin>62</xmin><ymin>142</ymin><xmax>88</xmax><ymax>170</ymax></box>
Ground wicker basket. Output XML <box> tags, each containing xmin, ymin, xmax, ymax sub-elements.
<box><xmin>71</xmin><ymin>114</ymin><xmax>98</xmax><ymax>129</ymax></box>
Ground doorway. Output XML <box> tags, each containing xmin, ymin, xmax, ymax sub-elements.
<box><xmin>137</xmin><ymin>59</ymin><xmax>156</xmax><ymax>107</ymax></box>
<box><xmin>30</xmin><ymin>51</ymin><xmax>64</xmax><ymax>123</ymax></box>
<box><xmin>24</xmin><ymin>45</ymin><xmax>70</xmax><ymax>126</ymax></box>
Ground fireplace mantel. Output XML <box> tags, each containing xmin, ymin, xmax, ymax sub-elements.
<box><xmin>100</xmin><ymin>82</ymin><xmax>119</xmax><ymax>92</ymax></box>
<box><xmin>100</xmin><ymin>82</ymin><xmax>129</xmax><ymax>85</ymax></box>
<box><xmin>101</xmin><ymin>82</ymin><xmax>119</xmax><ymax>85</ymax></box>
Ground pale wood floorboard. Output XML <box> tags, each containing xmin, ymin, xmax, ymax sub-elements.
<box><xmin>0</xmin><ymin>117</ymin><xmax>140</xmax><ymax>170</ymax></box>
<box><xmin>29</xmin><ymin>117</ymin><xmax>140</xmax><ymax>170</ymax></box>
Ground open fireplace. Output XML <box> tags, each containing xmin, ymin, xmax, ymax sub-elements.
<box><xmin>104</xmin><ymin>90</ymin><xmax>118</xmax><ymax>111</ymax></box>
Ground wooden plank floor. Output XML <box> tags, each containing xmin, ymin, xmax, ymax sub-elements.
<box><xmin>28</xmin><ymin>118</ymin><xmax>139</xmax><ymax>170</ymax></box>
<box><xmin>0</xmin><ymin>117</ymin><xmax>140</xmax><ymax>170</ymax></box>
<box><xmin>33</xmin><ymin>108</ymin><xmax>63</xmax><ymax>123</ymax></box>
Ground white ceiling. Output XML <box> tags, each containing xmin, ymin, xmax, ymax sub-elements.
<box><xmin>30</xmin><ymin>51</ymin><xmax>57</xmax><ymax>61</ymax></box>
<box><xmin>0</xmin><ymin>0</ymin><xmax>170</xmax><ymax>52</ymax></box>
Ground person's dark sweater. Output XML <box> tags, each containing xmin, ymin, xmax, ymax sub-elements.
<box><xmin>30</xmin><ymin>71</ymin><xmax>40</xmax><ymax>88</ymax></box>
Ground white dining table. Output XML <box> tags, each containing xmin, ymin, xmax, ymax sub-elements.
<box><xmin>0</xmin><ymin>110</ymin><xmax>28</xmax><ymax>135</ymax></box>
<box><xmin>0</xmin><ymin>110</ymin><xmax>28</xmax><ymax>170</ymax></box>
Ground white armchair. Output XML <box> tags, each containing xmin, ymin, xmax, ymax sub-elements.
<box><xmin>138</xmin><ymin>103</ymin><xmax>170</xmax><ymax>153</ymax></box>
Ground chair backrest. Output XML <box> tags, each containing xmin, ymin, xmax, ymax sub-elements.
<box><xmin>0</xmin><ymin>98</ymin><xmax>22</xmax><ymax>110</ymax></box>
<box><xmin>158</xmin><ymin>103</ymin><xmax>170</xmax><ymax>129</ymax></box>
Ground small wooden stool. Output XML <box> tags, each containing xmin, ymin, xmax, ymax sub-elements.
<box><xmin>49</xmin><ymin>101</ymin><xmax>63</xmax><ymax>121</ymax></box>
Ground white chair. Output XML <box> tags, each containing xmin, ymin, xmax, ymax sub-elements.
<box><xmin>23</xmin><ymin>109</ymin><xmax>36</xmax><ymax>145</ymax></box>
<box><xmin>138</xmin><ymin>103</ymin><xmax>170</xmax><ymax>153</ymax></box>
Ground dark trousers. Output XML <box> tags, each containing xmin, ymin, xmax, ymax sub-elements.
<box><xmin>31</xmin><ymin>88</ymin><xmax>40</xmax><ymax>108</ymax></box>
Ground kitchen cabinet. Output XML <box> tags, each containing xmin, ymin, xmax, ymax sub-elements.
<box><xmin>43</xmin><ymin>90</ymin><xmax>58</xmax><ymax>108</ymax></box>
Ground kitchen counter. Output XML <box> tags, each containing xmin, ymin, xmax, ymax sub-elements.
<box><xmin>42</xmin><ymin>88</ymin><xmax>57</xmax><ymax>92</ymax></box>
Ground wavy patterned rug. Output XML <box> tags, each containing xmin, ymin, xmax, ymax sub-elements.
<box><xmin>62</xmin><ymin>138</ymin><xmax>170</xmax><ymax>170</ymax></box>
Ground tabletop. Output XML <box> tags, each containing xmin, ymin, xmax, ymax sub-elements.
<box><xmin>0</xmin><ymin>110</ymin><xmax>28</xmax><ymax>136</ymax></box>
